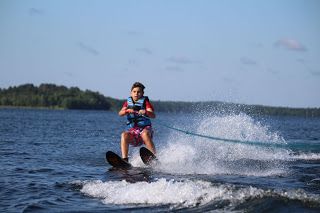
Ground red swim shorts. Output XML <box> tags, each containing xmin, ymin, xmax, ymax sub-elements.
<box><xmin>127</xmin><ymin>126</ymin><xmax>153</xmax><ymax>147</ymax></box>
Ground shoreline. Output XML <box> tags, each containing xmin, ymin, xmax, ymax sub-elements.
<box><xmin>1</xmin><ymin>83</ymin><xmax>319</xmax><ymax>117</ymax></box>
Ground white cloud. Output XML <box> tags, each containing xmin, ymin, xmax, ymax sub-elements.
<box><xmin>166</xmin><ymin>56</ymin><xmax>198</xmax><ymax>64</ymax></box>
<box><xmin>77</xmin><ymin>42</ymin><xmax>100</xmax><ymax>56</ymax></box>
<box><xmin>165</xmin><ymin>66</ymin><xmax>184</xmax><ymax>72</ymax></box>
<box><xmin>136</xmin><ymin>48</ymin><xmax>153</xmax><ymax>55</ymax></box>
<box><xmin>240</xmin><ymin>57</ymin><xmax>258</xmax><ymax>66</ymax></box>
<box><xmin>274</xmin><ymin>38</ymin><xmax>307</xmax><ymax>52</ymax></box>
<box><xmin>29</xmin><ymin>8</ymin><xmax>44</xmax><ymax>16</ymax></box>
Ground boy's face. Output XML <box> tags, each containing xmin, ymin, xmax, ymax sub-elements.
<box><xmin>131</xmin><ymin>87</ymin><xmax>144</xmax><ymax>101</ymax></box>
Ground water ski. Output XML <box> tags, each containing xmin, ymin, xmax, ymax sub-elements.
<box><xmin>140</xmin><ymin>147</ymin><xmax>158</xmax><ymax>166</ymax></box>
<box><xmin>106</xmin><ymin>151</ymin><xmax>132</xmax><ymax>169</ymax></box>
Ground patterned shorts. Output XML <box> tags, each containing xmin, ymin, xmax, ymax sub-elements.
<box><xmin>127</xmin><ymin>126</ymin><xmax>153</xmax><ymax>147</ymax></box>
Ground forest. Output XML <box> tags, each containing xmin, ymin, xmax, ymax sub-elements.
<box><xmin>1</xmin><ymin>83</ymin><xmax>319</xmax><ymax>117</ymax></box>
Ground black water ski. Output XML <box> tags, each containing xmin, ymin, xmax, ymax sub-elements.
<box><xmin>106</xmin><ymin>151</ymin><xmax>132</xmax><ymax>169</ymax></box>
<box><xmin>140</xmin><ymin>147</ymin><xmax>158</xmax><ymax>166</ymax></box>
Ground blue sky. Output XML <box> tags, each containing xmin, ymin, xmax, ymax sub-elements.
<box><xmin>1</xmin><ymin>0</ymin><xmax>319</xmax><ymax>107</ymax></box>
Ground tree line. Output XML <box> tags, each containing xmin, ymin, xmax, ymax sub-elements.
<box><xmin>0</xmin><ymin>83</ymin><xmax>319</xmax><ymax>117</ymax></box>
<box><xmin>0</xmin><ymin>83</ymin><xmax>113</xmax><ymax>110</ymax></box>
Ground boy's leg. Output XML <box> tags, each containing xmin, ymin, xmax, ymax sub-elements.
<box><xmin>120</xmin><ymin>132</ymin><xmax>131</xmax><ymax>159</ymax></box>
<box><xmin>141</xmin><ymin>129</ymin><xmax>156</xmax><ymax>155</ymax></box>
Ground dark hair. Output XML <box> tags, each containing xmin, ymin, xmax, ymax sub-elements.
<box><xmin>131</xmin><ymin>82</ymin><xmax>145</xmax><ymax>91</ymax></box>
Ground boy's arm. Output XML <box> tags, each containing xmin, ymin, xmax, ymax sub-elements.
<box><xmin>119</xmin><ymin>107</ymin><xmax>135</xmax><ymax>116</ymax></box>
<box><xmin>118</xmin><ymin>102</ymin><xmax>134</xmax><ymax>116</ymax></box>
<box><xmin>145</xmin><ymin>108</ymin><xmax>155</xmax><ymax>118</ymax></box>
<box><xmin>140</xmin><ymin>100</ymin><xmax>155</xmax><ymax>118</ymax></box>
<box><xmin>118</xmin><ymin>107</ymin><xmax>127</xmax><ymax>116</ymax></box>
<box><xmin>137</xmin><ymin>108</ymin><xmax>155</xmax><ymax>118</ymax></box>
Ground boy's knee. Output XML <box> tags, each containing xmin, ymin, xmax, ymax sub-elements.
<box><xmin>141</xmin><ymin>130</ymin><xmax>151</xmax><ymax>138</ymax></box>
<box><xmin>121</xmin><ymin>132</ymin><xmax>130</xmax><ymax>140</ymax></box>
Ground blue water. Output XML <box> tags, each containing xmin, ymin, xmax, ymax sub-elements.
<box><xmin>1</xmin><ymin>108</ymin><xmax>320</xmax><ymax>212</ymax></box>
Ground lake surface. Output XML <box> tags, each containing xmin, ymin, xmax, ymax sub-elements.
<box><xmin>1</xmin><ymin>108</ymin><xmax>320</xmax><ymax>212</ymax></box>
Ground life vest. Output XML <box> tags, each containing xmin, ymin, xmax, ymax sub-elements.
<box><xmin>126</xmin><ymin>96</ymin><xmax>152</xmax><ymax>128</ymax></box>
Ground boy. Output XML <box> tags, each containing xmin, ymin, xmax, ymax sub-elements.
<box><xmin>118</xmin><ymin>82</ymin><xmax>156</xmax><ymax>162</ymax></box>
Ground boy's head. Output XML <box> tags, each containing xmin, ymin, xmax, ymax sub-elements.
<box><xmin>131</xmin><ymin>82</ymin><xmax>145</xmax><ymax>91</ymax></box>
<box><xmin>130</xmin><ymin>82</ymin><xmax>145</xmax><ymax>101</ymax></box>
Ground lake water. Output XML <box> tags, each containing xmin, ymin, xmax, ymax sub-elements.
<box><xmin>1</xmin><ymin>108</ymin><xmax>320</xmax><ymax>212</ymax></box>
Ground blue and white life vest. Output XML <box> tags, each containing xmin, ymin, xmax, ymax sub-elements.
<box><xmin>126</xmin><ymin>96</ymin><xmax>152</xmax><ymax>128</ymax></box>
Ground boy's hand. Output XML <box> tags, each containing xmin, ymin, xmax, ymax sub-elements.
<box><xmin>138</xmin><ymin>109</ymin><xmax>146</xmax><ymax>115</ymax></box>
<box><xmin>125</xmin><ymin>109</ymin><xmax>135</xmax><ymax>114</ymax></box>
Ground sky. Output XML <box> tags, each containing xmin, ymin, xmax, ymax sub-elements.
<box><xmin>1</xmin><ymin>0</ymin><xmax>320</xmax><ymax>108</ymax></box>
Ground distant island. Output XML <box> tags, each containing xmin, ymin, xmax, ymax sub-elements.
<box><xmin>0</xmin><ymin>83</ymin><xmax>319</xmax><ymax>117</ymax></box>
